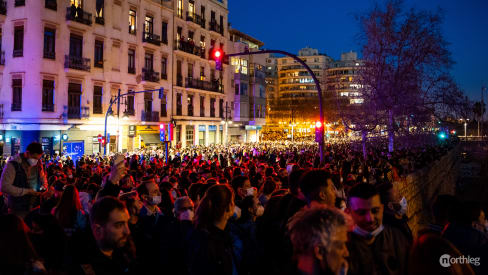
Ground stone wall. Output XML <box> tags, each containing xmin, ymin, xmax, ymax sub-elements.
<box><xmin>395</xmin><ymin>145</ymin><xmax>460</xmax><ymax>237</ymax></box>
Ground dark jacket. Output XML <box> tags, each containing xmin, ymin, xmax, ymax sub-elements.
<box><xmin>188</xmin><ymin>225</ymin><xmax>237</xmax><ymax>275</ymax></box>
<box><xmin>347</xmin><ymin>225</ymin><xmax>411</xmax><ymax>275</ymax></box>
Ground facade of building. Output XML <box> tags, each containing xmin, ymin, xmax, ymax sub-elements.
<box><xmin>264</xmin><ymin>54</ymin><xmax>278</xmax><ymax>126</ymax></box>
<box><xmin>325</xmin><ymin>51</ymin><xmax>362</xmax><ymax>121</ymax></box>
<box><xmin>0</xmin><ymin>0</ymin><xmax>233</xmax><ymax>156</ymax></box>
<box><xmin>272</xmin><ymin>47</ymin><xmax>331</xmax><ymax>125</ymax></box>
<box><xmin>228</xmin><ymin>28</ymin><xmax>266</xmax><ymax>142</ymax></box>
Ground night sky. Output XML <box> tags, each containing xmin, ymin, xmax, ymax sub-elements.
<box><xmin>228</xmin><ymin>0</ymin><xmax>488</xmax><ymax>101</ymax></box>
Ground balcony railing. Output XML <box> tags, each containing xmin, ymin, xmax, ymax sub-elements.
<box><xmin>43</xmin><ymin>51</ymin><xmax>55</xmax><ymax>60</ymax></box>
<box><xmin>45</xmin><ymin>0</ymin><xmax>57</xmax><ymax>11</ymax></box>
<box><xmin>142</xmin><ymin>68</ymin><xmax>160</xmax><ymax>82</ymax></box>
<box><xmin>15</xmin><ymin>0</ymin><xmax>25</xmax><ymax>7</ymax></box>
<box><xmin>13</xmin><ymin>49</ymin><xmax>23</xmax><ymax>57</ymax></box>
<box><xmin>175</xmin><ymin>39</ymin><xmax>205</xmax><ymax>58</ymax></box>
<box><xmin>186</xmin><ymin>77</ymin><xmax>223</xmax><ymax>93</ymax></box>
<box><xmin>177</xmin><ymin>75</ymin><xmax>183</xmax><ymax>87</ymax></box>
<box><xmin>0</xmin><ymin>51</ymin><xmax>4</xmax><ymax>65</ymax></box>
<box><xmin>95</xmin><ymin>16</ymin><xmax>105</xmax><ymax>25</ymax></box>
<box><xmin>209</xmin><ymin>20</ymin><xmax>223</xmax><ymax>35</ymax></box>
<box><xmin>68</xmin><ymin>106</ymin><xmax>81</xmax><ymax>119</ymax></box>
<box><xmin>94</xmin><ymin>59</ymin><xmax>103</xmax><ymax>68</ymax></box>
<box><xmin>143</xmin><ymin>32</ymin><xmax>161</xmax><ymax>46</ymax></box>
<box><xmin>141</xmin><ymin>111</ymin><xmax>160</xmax><ymax>122</ymax></box>
<box><xmin>0</xmin><ymin>1</ymin><xmax>6</xmax><ymax>15</ymax></box>
<box><xmin>64</xmin><ymin>55</ymin><xmax>91</xmax><ymax>72</ymax></box>
<box><xmin>186</xmin><ymin>12</ymin><xmax>206</xmax><ymax>28</ymax></box>
<box><xmin>66</xmin><ymin>7</ymin><xmax>92</xmax><ymax>26</ymax></box>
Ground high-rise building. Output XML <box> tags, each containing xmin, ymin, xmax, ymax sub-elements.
<box><xmin>0</xmin><ymin>0</ymin><xmax>233</xmax><ymax>155</ymax></box>
<box><xmin>228</xmin><ymin>28</ymin><xmax>266</xmax><ymax>142</ymax></box>
<box><xmin>265</xmin><ymin>54</ymin><xmax>278</xmax><ymax>126</ymax></box>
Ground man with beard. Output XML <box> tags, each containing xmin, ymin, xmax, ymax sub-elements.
<box><xmin>346</xmin><ymin>184</ymin><xmax>410</xmax><ymax>275</ymax></box>
<box><xmin>287</xmin><ymin>206</ymin><xmax>350</xmax><ymax>275</ymax></box>
<box><xmin>76</xmin><ymin>196</ymin><xmax>136</xmax><ymax>274</ymax></box>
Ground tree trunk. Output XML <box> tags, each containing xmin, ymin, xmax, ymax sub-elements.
<box><xmin>362</xmin><ymin>130</ymin><xmax>368</xmax><ymax>160</ymax></box>
<box><xmin>388</xmin><ymin>109</ymin><xmax>395</xmax><ymax>153</ymax></box>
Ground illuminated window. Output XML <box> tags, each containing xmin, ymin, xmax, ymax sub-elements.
<box><xmin>129</xmin><ymin>9</ymin><xmax>136</xmax><ymax>35</ymax></box>
<box><xmin>70</xmin><ymin>0</ymin><xmax>82</xmax><ymax>8</ymax></box>
<box><xmin>177</xmin><ymin>0</ymin><xmax>183</xmax><ymax>18</ymax></box>
<box><xmin>144</xmin><ymin>15</ymin><xmax>153</xmax><ymax>34</ymax></box>
<box><xmin>188</xmin><ymin>0</ymin><xmax>195</xmax><ymax>16</ymax></box>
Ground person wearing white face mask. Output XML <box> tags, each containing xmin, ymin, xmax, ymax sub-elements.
<box><xmin>377</xmin><ymin>182</ymin><xmax>413</xmax><ymax>242</ymax></box>
<box><xmin>174</xmin><ymin>196</ymin><xmax>195</xmax><ymax>222</ymax></box>
<box><xmin>0</xmin><ymin>142</ymin><xmax>48</xmax><ymax>218</ymax></box>
<box><xmin>136</xmin><ymin>176</ymin><xmax>163</xmax><ymax>221</ymax></box>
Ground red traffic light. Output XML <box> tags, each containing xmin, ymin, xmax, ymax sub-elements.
<box><xmin>211</xmin><ymin>48</ymin><xmax>224</xmax><ymax>61</ymax></box>
<box><xmin>315</xmin><ymin>121</ymin><xmax>323</xmax><ymax>128</ymax></box>
<box><xmin>160</xmin><ymin>124</ymin><xmax>165</xmax><ymax>130</ymax></box>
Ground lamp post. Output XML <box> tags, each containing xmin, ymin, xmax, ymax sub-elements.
<box><xmin>226</xmin><ymin>49</ymin><xmax>326</xmax><ymax>162</ymax></box>
<box><xmin>221</xmin><ymin>102</ymin><xmax>232</xmax><ymax>145</ymax></box>
<box><xmin>464</xmin><ymin>122</ymin><xmax>467</xmax><ymax>141</ymax></box>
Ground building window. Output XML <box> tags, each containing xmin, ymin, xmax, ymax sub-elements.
<box><xmin>186</xmin><ymin>125</ymin><xmax>194</xmax><ymax>145</ymax></box>
<box><xmin>188</xmin><ymin>0</ymin><xmax>195</xmax><ymax>16</ymax></box>
<box><xmin>144</xmin><ymin>53</ymin><xmax>153</xmax><ymax>71</ymax></box>
<box><xmin>162</xmin><ymin>21</ymin><xmax>168</xmax><ymax>44</ymax></box>
<box><xmin>220</xmin><ymin>15</ymin><xmax>224</xmax><ymax>34</ymax></box>
<box><xmin>144</xmin><ymin>15</ymin><xmax>154</xmax><ymax>34</ymax></box>
<box><xmin>200</xmin><ymin>96</ymin><xmax>205</xmax><ymax>117</ymax></box>
<box><xmin>187</xmin><ymin>95</ymin><xmax>194</xmax><ymax>116</ymax></box>
<box><xmin>127</xmin><ymin>95</ymin><xmax>135</xmax><ymax>115</ymax></box>
<box><xmin>200</xmin><ymin>66</ymin><xmax>205</xmax><ymax>81</ymax></box>
<box><xmin>94</xmin><ymin>40</ymin><xmax>103</xmax><ymax>68</ymax></box>
<box><xmin>176</xmin><ymin>93</ymin><xmax>182</xmax><ymax>115</ymax></box>
<box><xmin>188</xmin><ymin>63</ymin><xmax>193</xmax><ymax>78</ymax></box>
<box><xmin>13</xmin><ymin>26</ymin><xmax>24</xmax><ymax>57</ymax></box>
<box><xmin>93</xmin><ymin>86</ymin><xmax>103</xmax><ymax>114</ymax></box>
<box><xmin>96</xmin><ymin>0</ymin><xmax>104</xmax><ymax>23</ymax></box>
<box><xmin>43</xmin><ymin>28</ymin><xmax>55</xmax><ymax>59</ymax></box>
<box><xmin>210</xmin><ymin>98</ymin><xmax>216</xmax><ymax>117</ymax></box>
<box><xmin>160</xmin><ymin>94</ymin><xmax>167</xmax><ymax>117</ymax></box>
<box><xmin>70</xmin><ymin>0</ymin><xmax>82</xmax><ymax>7</ymax></box>
<box><xmin>219</xmin><ymin>99</ymin><xmax>224</xmax><ymax>118</ymax></box>
<box><xmin>177</xmin><ymin>0</ymin><xmax>183</xmax><ymax>18</ymax></box>
<box><xmin>235</xmin><ymin>84</ymin><xmax>239</xmax><ymax>95</ymax></box>
<box><xmin>68</xmin><ymin>83</ymin><xmax>82</xmax><ymax>119</ymax></box>
<box><xmin>129</xmin><ymin>9</ymin><xmax>136</xmax><ymax>34</ymax></box>
<box><xmin>42</xmin><ymin>80</ymin><xmax>55</xmax><ymax>112</ymax></box>
<box><xmin>11</xmin><ymin>79</ymin><xmax>22</xmax><ymax>111</ymax></box>
<box><xmin>128</xmin><ymin>49</ymin><xmax>135</xmax><ymax>74</ymax></box>
<box><xmin>69</xmin><ymin>34</ymin><xmax>83</xmax><ymax>57</ymax></box>
<box><xmin>161</xmin><ymin>57</ymin><xmax>167</xmax><ymax>79</ymax></box>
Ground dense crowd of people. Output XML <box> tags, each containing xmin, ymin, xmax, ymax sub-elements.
<box><xmin>0</xmin><ymin>138</ymin><xmax>486</xmax><ymax>275</ymax></box>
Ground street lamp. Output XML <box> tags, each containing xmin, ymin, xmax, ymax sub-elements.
<box><xmin>464</xmin><ymin>122</ymin><xmax>467</xmax><ymax>141</ymax></box>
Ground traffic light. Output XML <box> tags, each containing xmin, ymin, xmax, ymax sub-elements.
<box><xmin>160</xmin><ymin>124</ymin><xmax>166</xmax><ymax>142</ymax></box>
<box><xmin>101</xmin><ymin>137</ymin><xmax>106</xmax><ymax>145</ymax></box>
<box><xmin>211</xmin><ymin>48</ymin><xmax>224</xmax><ymax>71</ymax></box>
<box><xmin>158</xmin><ymin>87</ymin><xmax>164</xmax><ymax>99</ymax></box>
<box><xmin>315</xmin><ymin>121</ymin><xmax>323</xmax><ymax>143</ymax></box>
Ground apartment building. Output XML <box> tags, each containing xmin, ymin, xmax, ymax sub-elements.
<box><xmin>0</xmin><ymin>0</ymin><xmax>232</xmax><ymax>156</ymax></box>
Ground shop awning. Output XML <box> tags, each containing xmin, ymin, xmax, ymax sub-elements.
<box><xmin>140</xmin><ymin>134</ymin><xmax>161</xmax><ymax>145</ymax></box>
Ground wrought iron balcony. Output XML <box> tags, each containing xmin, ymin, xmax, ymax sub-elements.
<box><xmin>175</xmin><ymin>39</ymin><xmax>205</xmax><ymax>58</ymax></box>
<box><xmin>209</xmin><ymin>20</ymin><xmax>223</xmax><ymax>35</ymax></box>
<box><xmin>66</xmin><ymin>7</ymin><xmax>92</xmax><ymax>26</ymax></box>
<box><xmin>143</xmin><ymin>32</ymin><xmax>161</xmax><ymax>46</ymax></box>
<box><xmin>0</xmin><ymin>1</ymin><xmax>6</xmax><ymax>15</ymax></box>
<box><xmin>43</xmin><ymin>51</ymin><xmax>55</xmax><ymax>60</ymax></box>
<box><xmin>142</xmin><ymin>68</ymin><xmax>160</xmax><ymax>82</ymax></box>
<box><xmin>186</xmin><ymin>12</ymin><xmax>206</xmax><ymax>28</ymax></box>
<box><xmin>95</xmin><ymin>16</ymin><xmax>105</xmax><ymax>25</ymax></box>
<box><xmin>185</xmin><ymin>77</ymin><xmax>223</xmax><ymax>93</ymax></box>
<box><xmin>45</xmin><ymin>0</ymin><xmax>57</xmax><ymax>11</ymax></box>
<box><xmin>68</xmin><ymin>106</ymin><xmax>81</xmax><ymax>119</ymax></box>
<box><xmin>15</xmin><ymin>0</ymin><xmax>25</xmax><ymax>7</ymax></box>
<box><xmin>64</xmin><ymin>55</ymin><xmax>91</xmax><ymax>72</ymax></box>
<box><xmin>141</xmin><ymin>111</ymin><xmax>160</xmax><ymax>122</ymax></box>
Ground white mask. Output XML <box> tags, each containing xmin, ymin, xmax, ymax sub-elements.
<box><xmin>353</xmin><ymin>224</ymin><xmax>384</xmax><ymax>239</ymax></box>
<box><xmin>179</xmin><ymin>209</ymin><xmax>194</xmax><ymax>221</ymax></box>
<box><xmin>398</xmin><ymin>197</ymin><xmax>408</xmax><ymax>216</ymax></box>
<box><xmin>27</xmin><ymin>158</ymin><xmax>38</xmax><ymax>166</ymax></box>
<box><xmin>245</xmin><ymin>187</ymin><xmax>255</xmax><ymax>197</ymax></box>
<box><xmin>149</xmin><ymin>195</ymin><xmax>162</xmax><ymax>205</ymax></box>
<box><xmin>256</xmin><ymin>205</ymin><xmax>264</xmax><ymax>217</ymax></box>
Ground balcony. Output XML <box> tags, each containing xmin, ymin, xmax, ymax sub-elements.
<box><xmin>141</xmin><ymin>111</ymin><xmax>160</xmax><ymax>122</ymax></box>
<box><xmin>186</xmin><ymin>77</ymin><xmax>223</xmax><ymax>93</ymax></box>
<box><xmin>175</xmin><ymin>39</ymin><xmax>205</xmax><ymax>58</ymax></box>
<box><xmin>0</xmin><ymin>1</ymin><xmax>6</xmax><ymax>15</ymax></box>
<box><xmin>143</xmin><ymin>32</ymin><xmax>161</xmax><ymax>46</ymax></box>
<box><xmin>45</xmin><ymin>0</ymin><xmax>57</xmax><ymax>11</ymax></box>
<box><xmin>95</xmin><ymin>16</ymin><xmax>105</xmax><ymax>25</ymax></box>
<box><xmin>64</xmin><ymin>55</ymin><xmax>91</xmax><ymax>72</ymax></box>
<box><xmin>142</xmin><ymin>68</ymin><xmax>160</xmax><ymax>82</ymax></box>
<box><xmin>43</xmin><ymin>51</ymin><xmax>55</xmax><ymax>60</ymax></box>
<box><xmin>94</xmin><ymin>59</ymin><xmax>103</xmax><ymax>68</ymax></box>
<box><xmin>186</xmin><ymin>12</ymin><xmax>206</xmax><ymax>28</ymax></box>
<box><xmin>177</xmin><ymin>75</ymin><xmax>183</xmax><ymax>87</ymax></box>
<box><xmin>68</xmin><ymin>106</ymin><xmax>81</xmax><ymax>119</ymax></box>
<box><xmin>0</xmin><ymin>51</ymin><xmax>4</xmax><ymax>65</ymax></box>
<box><xmin>15</xmin><ymin>0</ymin><xmax>25</xmax><ymax>7</ymax></box>
<box><xmin>209</xmin><ymin>20</ymin><xmax>223</xmax><ymax>35</ymax></box>
<box><xmin>13</xmin><ymin>49</ymin><xmax>23</xmax><ymax>57</ymax></box>
<box><xmin>66</xmin><ymin>7</ymin><xmax>92</xmax><ymax>26</ymax></box>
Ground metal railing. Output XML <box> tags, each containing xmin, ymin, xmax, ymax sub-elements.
<box><xmin>64</xmin><ymin>55</ymin><xmax>91</xmax><ymax>72</ymax></box>
<box><xmin>143</xmin><ymin>32</ymin><xmax>161</xmax><ymax>46</ymax></box>
<box><xmin>66</xmin><ymin>7</ymin><xmax>92</xmax><ymax>26</ymax></box>
<box><xmin>68</xmin><ymin>106</ymin><xmax>81</xmax><ymax>119</ymax></box>
<box><xmin>142</xmin><ymin>68</ymin><xmax>160</xmax><ymax>82</ymax></box>
<box><xmin>186</xmin><ymin>12</ymin><xmax>206</xmax><ymax>28</ymax></box>
<box><xmin>141</xmin><ymin>111</ymin><xmax>160</xmax><ymax>122</ymax></box>
<box><xmin>95</xmin><ymin>16</ymin><xmax>105</xmax><ymax>25</ymax></box>
<box><xmin>186</xmin><ymin>77</ymin><xmax>223</xmax><ymax>93</ymax></box>
<box><xmin>175</xmin><ymin>39</ymin><xmax>206</xmax><ymax>58</ymax></box>
<box><xmin>45</xmin><ymin>0</ymin><xmax>56</xmax><ymax>11</ymax></box>
<box><xmin>209</xmin><ymin>20</ymin><xmax>223</xmax><ymax>35</ymax></box>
